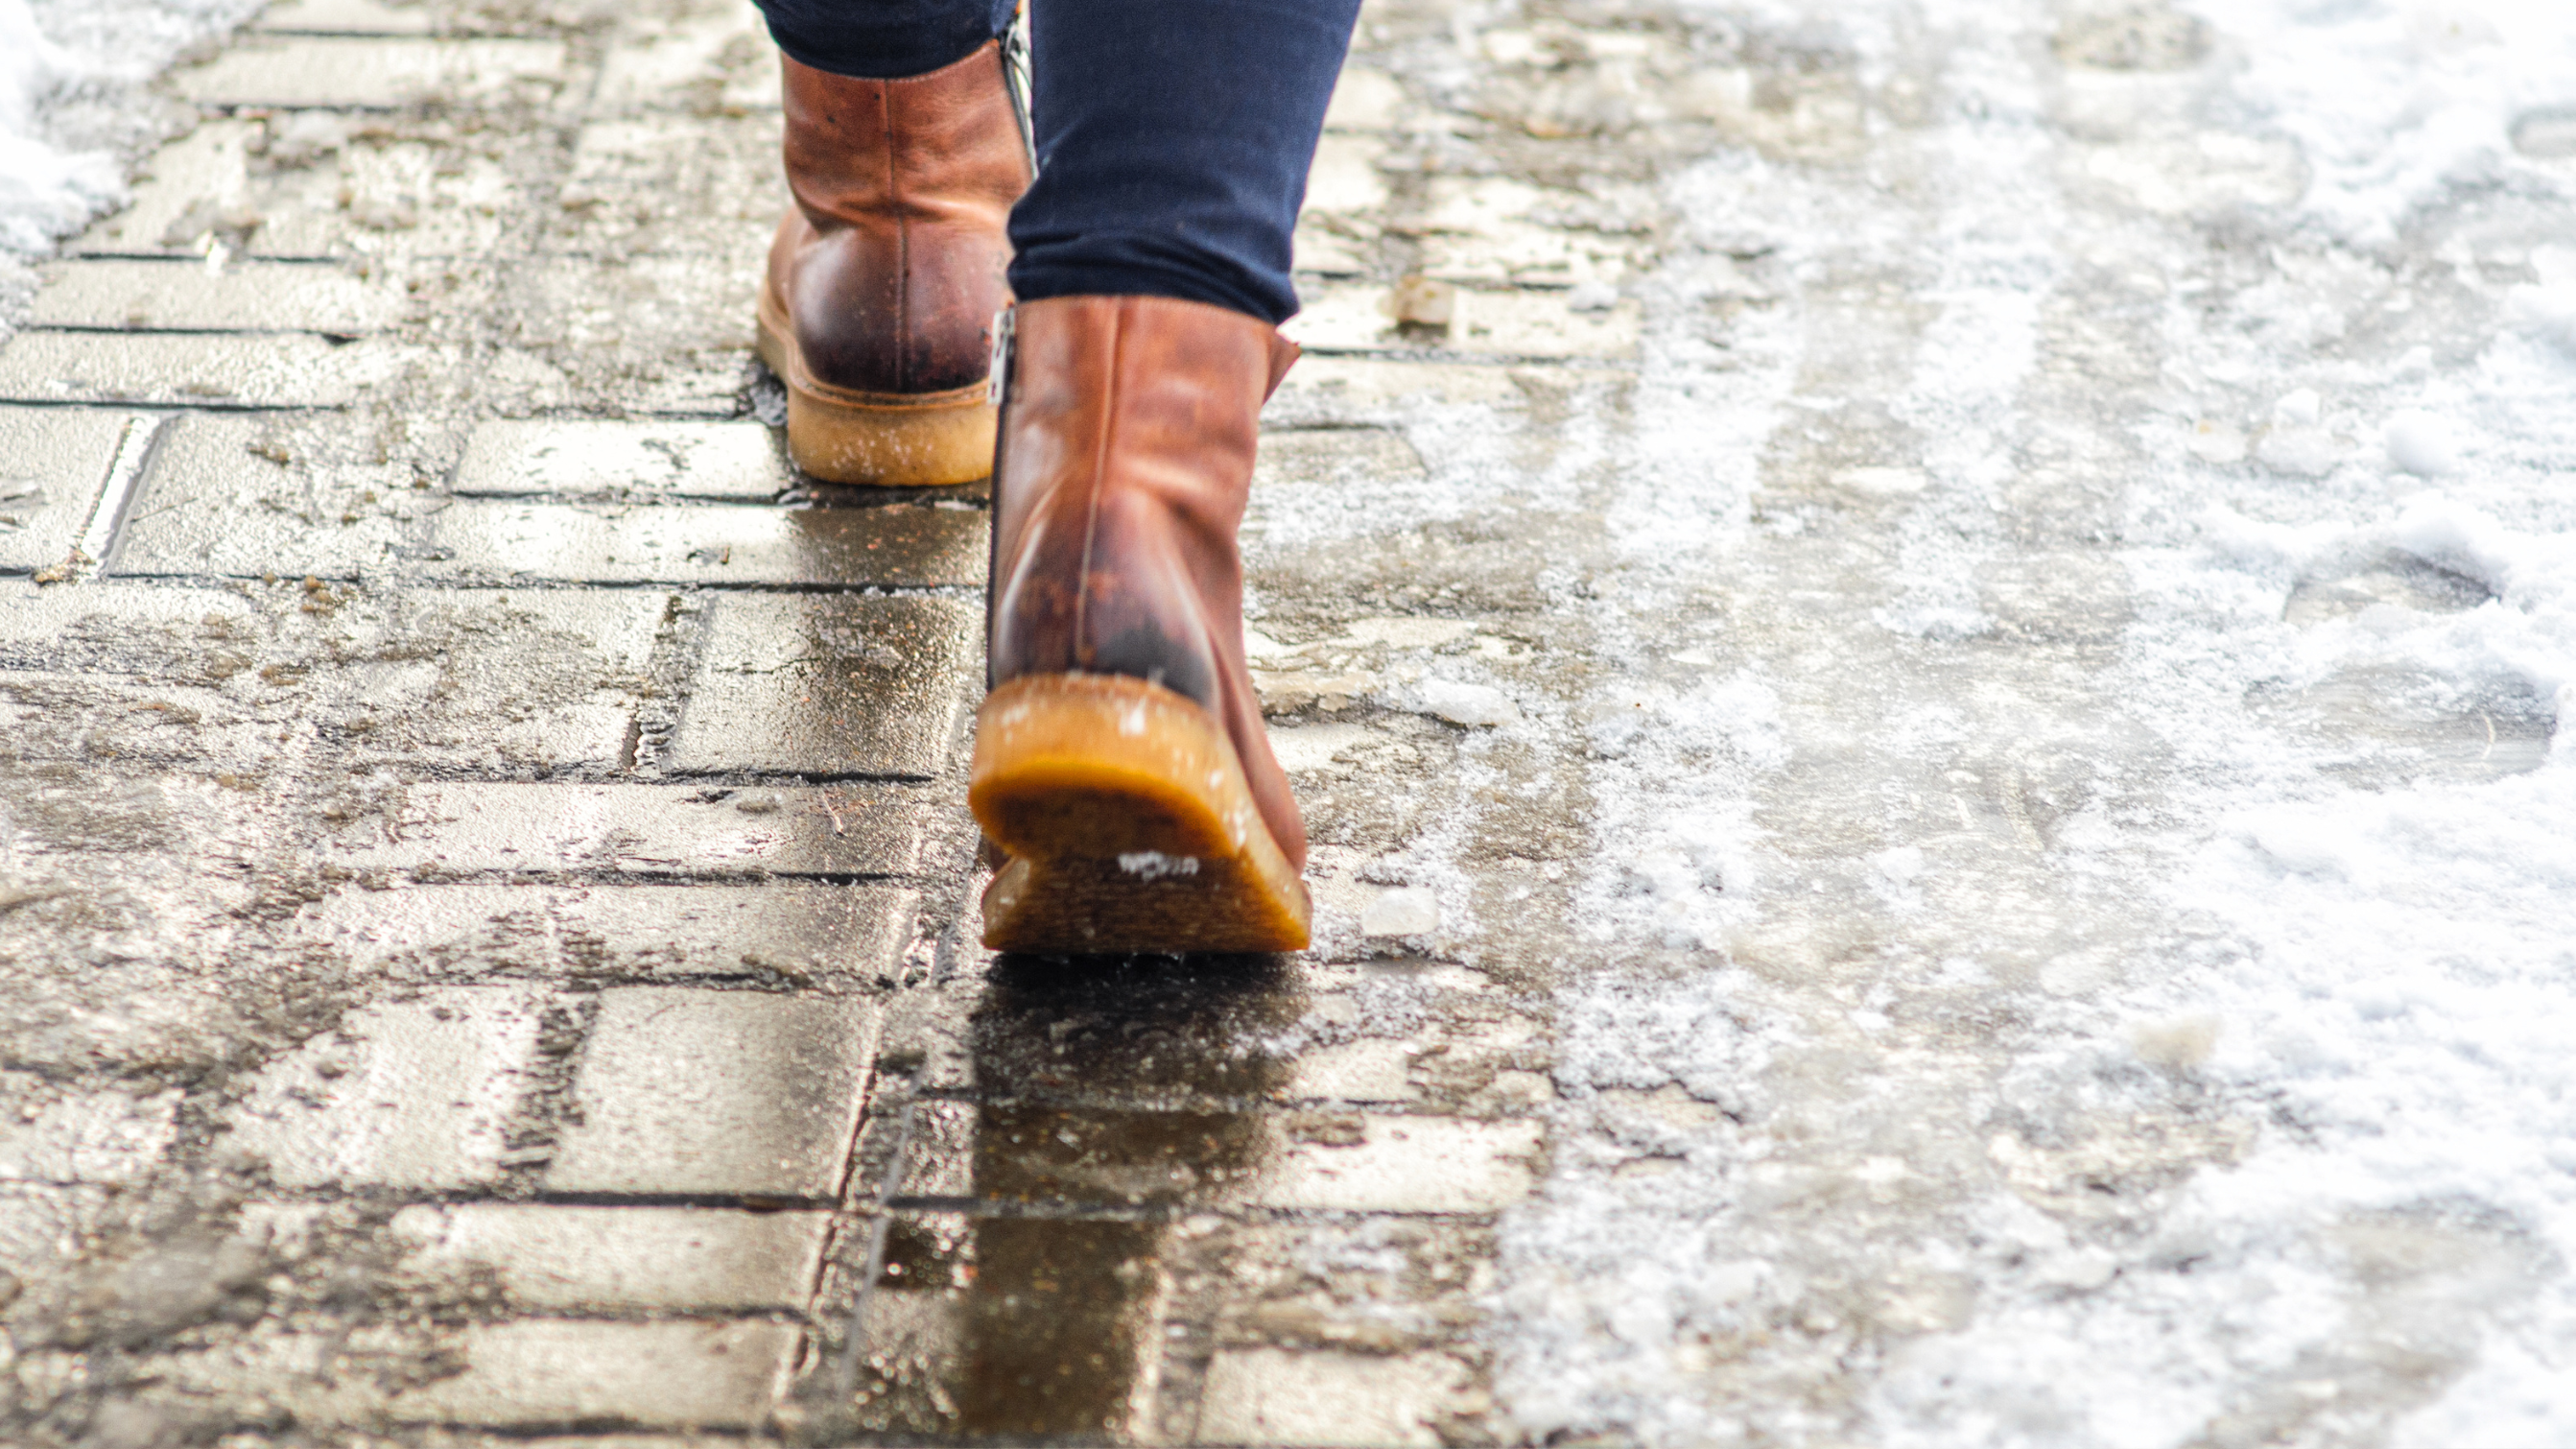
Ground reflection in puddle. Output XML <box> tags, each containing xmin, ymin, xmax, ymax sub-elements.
<box><xmin>850</xmin><ymin>954</ymin><xmax>1303</xmax><ymax>1439</ymax></box>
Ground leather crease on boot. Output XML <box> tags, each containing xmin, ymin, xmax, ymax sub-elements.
<box><xmin>969</xmin><ymin>295</ymin><xmax>1313</xmax><ymax>956</ymax></box>
<box><xmin>756</xmin><ymin>41</ymin><xmax>1031</xmax><ymax>487</ymax></box>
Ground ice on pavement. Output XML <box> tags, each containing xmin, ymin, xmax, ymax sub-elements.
<box><xmin>1464</xmin><ymin>0</ymin><xmax>2576</xmax><ymax>1443</ymax></box>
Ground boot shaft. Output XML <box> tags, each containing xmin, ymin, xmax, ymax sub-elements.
<box><xmin>985</xmin><ymin>295</ymin><xmax>1297</xmax><ymax>701</ymax></box>
<box><xmin>780</xmin><ymin>45</ymin><xmax>1029</xmax><ymax>230</ymax></box>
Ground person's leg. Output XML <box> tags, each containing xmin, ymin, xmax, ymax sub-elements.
<box><xmin>750</xmin><ymin>0</ymin><xmax>1031</xmax><ymax>486</ymax></box>
<box><xmin>1007</xmin><ymin>0</ymin><xmax>1365</xmax><ymax>324</ymax></box>
<box><xmin>971</xmin><ymin>1</ymin><xmax>1362</xmax><ymax>954</ymax></box>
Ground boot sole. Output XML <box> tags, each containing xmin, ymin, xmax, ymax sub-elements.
<box><xmin>754</xmin><ymin>285</ymin><xmax>996</xmax><ymax>487</ymax></box>
<box><xmin>969</xmin><ymin>674</ymin><xmax>1312</xmax><ymax>955</ymax></box>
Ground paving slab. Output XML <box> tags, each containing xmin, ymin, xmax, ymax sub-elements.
<box><xmin>453</xmin><ymin>418</ymin><xmax>791</xmax><ymax>501</ymax></box>
<box><xmin>1322</xmin><ymin>66</ymin><xmax>1408</xmax><ymax>131</ymax></box>
<box><xmin>593</xmin><ymin>0</ymin><xmax>777</xmax><ymax>115</ymax></box>
<box><xmin>330</xmin><ymin>781</ymin><xmax>934</xmax><ymax>877</ymax></box>
<box><xmin>329</xmin><ymin>588</ymin><xmax>664</xmax><ymax>772</ymax></box>
<box><xmin>0</xmin><ymin>408</ymin><xmax>123</xmax><ymax>574</ymax></box>
<box><xmin>390</xmin><ymin>1203</ymin><xmax>830</xmax><ymax>1312</ymax></box>
<box><xmin>0</xmin><ymin>1077</ymin><xmax>183</xmax><ymax>1186</ymax></box>
<box><xmin>1254</xmin><ymin>427</ymin><xmax>1430</xmax><ymax>492</ymax></box>
<box><xmin>851</xmin><ymin>1218</ymin><xmax>1167</xmax><ymax>1439</ymax></box>
<box><xmin>1262</xmin><ymin>355</ymin><xmax>1594</xmax><ymax>423</ymax></box>
<box><xmin>551</xmin><ymin>113</ymin><xmax>781</xmax><ymax>257</ymax></box>
<box><xmin>545</xmin><ymin>986</ymin><xmax>881</xmax><ymax>1200</ymax></box>
<box><xmin>293</xmin><ymin>883</ymin><xmax>919</xmax><ymax>982</ymax></box>
<box><xmin>0</xmin><ymin>579</ymin><xmax>258</xmax><ymax>667</ymax></box>
<box><xmin>0</xmin><ymin>330</ymin><xmax>417</xmax><ymax>408</ymax></box>
<box><xmin>1286</xmin><ymin>283</ymin><xmax>1642</xmax><ymax>360</ymax></box>
<box><xmin>174</xmin><ymin>36</ymin><xmax>571</xmax><ymax>109</ymax></box>
<box><xmin>491</xmin><ymin>253</ymin><xmax>761</xmax><ymax>415</ymax></box>
<box><xmin>418</xmin><ymin>499</ymin><xmax>985</xmax><ymax>587</ymax></box>
<box><xmin>901</xmin><ymin>1106</ymin><xmax>1542</xmax><ymax>1214</ymax></box>
<box><xmin>219</xmin><ymin>986</ymin><xmax>548</xmax><ymax>1190</ymax></box>
<box><xmin>75</xmin><ymin>116</ymin><xmax>528</xmax><ymax>261</ymax></box>
<box><xmin>110</xmin><ymin>411</ymin><xmax>417</xmax><ymax>579</ymax></box>
<box><xmin>1195</xmin><ymin>1348</ymin><xmax>1472</xmax><ymax>1448</ymax></box>
<box><xmin>29</xmin><ymin>259</ymin><xmax>409</xmax><ymax>334</ymax></box>
<box><xmin>667</xmin><ymin>593</ymin><xmax>979</xmax><ymax>780</ymax></box>
<box><xmin>0</xmin><ymin>1183</ymin><xmax>112</xmax><ymax>1282</ymax></box>
<box><xmin>239</xmin><ymin>1319</ymin><xmax>796</xmax><ymax>1430</ymax></box>
<box><xmin>253</xmin><ymin>0</ymin><xmax>437</xmax><ymax>33</ymax></box>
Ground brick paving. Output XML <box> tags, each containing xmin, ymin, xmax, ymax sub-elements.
<box><xmin>0</xmin><ymin>0</ymin><xmax>1591</xmax><ymax>1441</ymax></box>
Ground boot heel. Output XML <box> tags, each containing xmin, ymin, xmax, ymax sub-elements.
<box><xmin>757</xmin><ymin>303</ymin><xmax>998</xmax><ymax>487</ymax></box>
<box><xmin>969</xmin><ymin>674</ymin><xmax>1312</xmax><ymax>954</ymax></box>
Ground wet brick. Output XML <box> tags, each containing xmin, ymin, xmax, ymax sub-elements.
<box><xmin>1304</xmin><ymin>134</ymin><xmax>1388</xmax><ymax>214</ymax></box>
<box><xmin>0</xmin><ymin>408</ymin><xmax>124</xmax><ymax>574</ymax></box>
<box><xmin>0</xmin><ymin>1079</ymin><xmax>183</xmax><ymax>1186</ymax></box>
<box><xmin>419</xmin><ymin>500</ymin><xmax>985</xmax><ymax>588</ymax></box>
<box><xmin>453</xmin><ymin>419</ymin><xmax>790</xmax><ymax>502</ymax></box>
<box><xmin>329</xmin><ymin>781</ymin><xmax>934</xmax><ymax>878</ymax></box>
<box><xmin>219</xmin><ymin>986</ymin><xmax>548</xmax><ymax>1190</ymax></box>
<box><xmin>29</xmin><ymin>259</ymin><xmax>408</xmax><ymax>334</ymax></box>
<box><xmin>390</xmin><ymin>1203</ymin><xmax>830</xmax><ymax>1312</ymax></box>
<box><xmin>74</xmin><ymin>118</ymin><xmax>525</xmax><ymax>262</ymax></box>
<box><xmin>490</xmin><ymin>253</ymin><xmax>759</xmax><ymax>416</ymax></box>
<box><xmin>1263</xmin><ymin>356</ymin><xmax>1593</xmax><ymax>425</ymax></box>
<box><xmin>253</xmin><ymin>0</ymin><xmax>436</xmax><ymax>33</ymax></box>
<box><xmin>109</xmin><ymin>412</ymin><xmax>414</xmax><ymax>579</ymax></box>
<box><xmin>851</xmin><ymin>1217</ymin><xmax>1166</xmax><ymax>1440</ymax></box>
<box><xmin>594</xmin><ymin>3</ymin><xmax>777</xmax><ymax>115</ymax></box>
<box><xmin>1286</xmin><ymin>283</ymin><xmax>1642</xmax><ymax>359</ymax></box>
<box><xmin>0</xmin><ymin>331</ymin><xmax>417</xmax><ymax>408</ymax></box>
<box><xmin>667</xmin><ymin>593</ymin><xmax>979</xmax><ymax>780</ymax></box>
<box><xmin>1417</xmin><ymin>176</ymin><xmax>1652</xmax><ymax>285</ymax></box>
<box><xmin>0</xmin><ymin>580</ymin><xmax>256</xmax><ymax>670</ymax></box>
<box><xmin>896</xmin><ymin>1105</ymin><xmax>1542</xmax><ymax>1214</ymax></box>
<box><xmin>550</xmin><ymin>114</ymin><xmax>780</xmax><ymax>257</ymax></box>
<box><xmin>1254</xmin><ymin>427</ymin><xmax>1430</xmax><ymax>492</ymax></box>
<box><xmin>331</xmin><ymin>588</ymin><xmax>663</xmax><ymax>773</ymax></box>
<box><xmin>1196</xmin><ymin>1348</ymin><xmax>1472</xmax><ymax>1447</ymax></box>
<box><xmin>293</xmin><ymin>883</ymin><xmax>919</xmax><ymax>983</ymax></box>
<box><xmin>395</xmin><ymin>1320</ymin><xmax>796</xmax><ymax>1429</ymax></box>
<box><xmin>173</xmin><ymin>37</ymin><xmax>571</xmax><ymax>109</ymax></box>
<box><xmin>545</xmin><ymin>986</ymin><xmax>882</xmax><ymax>1200</ymax></box>
<box><xmin>1323</xmin><ymin>66</ymin><xmax>1407</xmax><ymax>131</ymax></box>
<box><xmin>0</xmin><ymin>1184</ymin><xmax>112</xmax><ymax>1284</ymax></box>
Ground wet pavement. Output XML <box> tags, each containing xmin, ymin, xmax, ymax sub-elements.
<box><xmin>6</xmin><ymin>0</ymin><xmax>2575</xmax><ymax>1444</ymax></box>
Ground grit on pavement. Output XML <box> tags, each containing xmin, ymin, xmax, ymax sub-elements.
<box><xmin>4</xmin><ymin>0</ymin><xmax>2575</xmax><ymax>1444</ymax></box>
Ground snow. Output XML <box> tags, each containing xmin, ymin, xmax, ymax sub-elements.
<box><xmin>0</xmin><ymin>0</ymin><xmax>258</xmax><ymax>327</ymax></box>
<box><xmin>1480</xmin><ymin>0</ymin><xmax>2576</xmax><ymax>1441</ymax></box>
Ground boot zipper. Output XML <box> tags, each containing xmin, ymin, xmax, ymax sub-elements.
<box><xmin>987</xmin><ymin>306</ymin><xmax>1015</xmax><ymax>407</ymax></box>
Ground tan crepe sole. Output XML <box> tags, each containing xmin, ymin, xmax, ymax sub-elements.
<box><xmin>969</xmin><ymin>673</ymin><xmax>1312</xmax><ymax>955</ymax></box>
<box><xmin>754</xmin><ymin>279</ymin><xmax>996</xmax><ymax>487</ymax></box>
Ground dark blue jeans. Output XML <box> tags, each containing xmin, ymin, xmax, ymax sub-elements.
<box><xmin>755</xmin><ymin>0</ymin><xmax>1360</xmax><ymax>324</ymax></box>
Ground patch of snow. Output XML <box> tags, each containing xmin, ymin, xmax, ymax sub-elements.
<box><xmin>0</xmin><ymin>0</ymin><xmax>261</xmax><ymax>332</ymax></box>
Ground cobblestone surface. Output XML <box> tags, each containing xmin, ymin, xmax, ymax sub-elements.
<box><xmin>0</xmin><ymin>1</ymin><xmax>1568</xmax><ymax>1438</ymax></box>
<box><xmin>9</xmin><ymin>0</ymin><xmax>2569</xmax><ymax>1443</ymax></box>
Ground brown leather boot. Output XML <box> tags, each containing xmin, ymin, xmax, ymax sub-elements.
<box><xmin>969</xmin><ymin>295</ymin><xmax>1311</xmax><ymax>954</ymax></box>
<box><xmin>756</xmin><ymin>43</ymin><xmax>1031</xmax><ymax>487</ymax></box>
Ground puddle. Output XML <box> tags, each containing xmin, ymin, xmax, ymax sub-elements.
<box><xmin>850</xmin><ymin>954</ymin><xmax>1305</xmax><ymax>1438</ymax></box>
